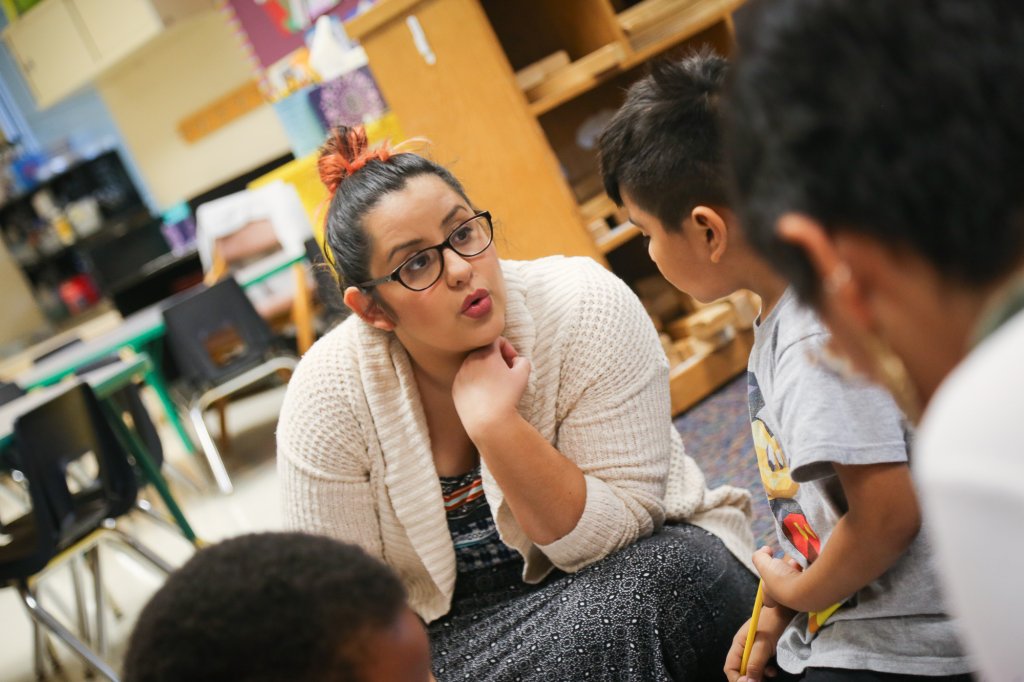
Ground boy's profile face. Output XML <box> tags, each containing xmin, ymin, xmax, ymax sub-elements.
<box><xmin>621</xmin><ymin>189</ymin><xmax>735</xmax><ymax>303</ymax></box>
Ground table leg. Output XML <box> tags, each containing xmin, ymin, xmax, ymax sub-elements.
<box><xmin>136</xmin><ymin>340</ymin><xmax>197</xmax><ymax>455</ymax></box>
<box><xmin>100</xmin><ymin>400</ymin><xmax>199</xmax><ymax>545</ymax></box>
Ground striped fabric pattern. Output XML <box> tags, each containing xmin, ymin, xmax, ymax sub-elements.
<box><xmin>440</xmin><ymin>467</ymin><xmax>518</xmax><ymax>572</ymax></box>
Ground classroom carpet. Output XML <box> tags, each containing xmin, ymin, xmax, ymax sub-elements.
<box><xmin>673</xmin><ymin>374</ymin><xmax>775</xmax><ymax>549</ymax></box>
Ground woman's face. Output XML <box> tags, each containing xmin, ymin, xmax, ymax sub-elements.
<box><xmin>359</xmin><ymin>174</ymin><xmax>507</xmax><ymax>358</ymax></box>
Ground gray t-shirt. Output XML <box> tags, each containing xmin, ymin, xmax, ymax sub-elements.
<box><xmin>748</xmin><ymin>288</ymin><xmax>970</xmax><ymax>675</ymax></box>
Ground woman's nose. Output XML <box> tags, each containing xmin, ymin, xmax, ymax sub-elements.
<box><xmin>442</xmin><ymin>247</ymin><xmax>472</xmax><ymax>286</ymax></box>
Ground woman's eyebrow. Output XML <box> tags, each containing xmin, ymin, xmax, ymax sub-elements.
<box><xmin>386</xmin><ymin>238</ymin><xmax>426</xmax><ymax>266</ymax></box>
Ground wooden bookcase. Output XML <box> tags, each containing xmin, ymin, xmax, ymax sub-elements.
<box><xmin>347</xmin><ymin>0</ymin><xmax>748</xmax><ymax>412</ymax></box>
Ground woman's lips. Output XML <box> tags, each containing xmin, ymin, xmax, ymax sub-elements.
<box><xmin>461</xmin><ymin>289</ymin><xmax>492</xmax><ymax>318</ymax></box>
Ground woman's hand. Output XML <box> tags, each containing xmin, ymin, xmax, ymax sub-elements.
<box><xmin>452</xmin><ymin>337</ymin><xmax>531</xmax><ymax>439</ymax></box>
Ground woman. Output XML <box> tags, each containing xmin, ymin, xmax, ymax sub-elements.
<box><xmin>277</xmin><ymin>126</ymin><xmax>757</xmax><ymax>680</ymax></box>
<box><xmin>724</xmin><ymin>2</ymin><xmax>1024</xmax><ymax>680</ymax></box>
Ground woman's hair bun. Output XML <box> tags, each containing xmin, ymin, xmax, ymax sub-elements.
<box><xmin>318</xmin><ymin>125</ymin><xmax>375</xmax><ymax>194</ymax></box>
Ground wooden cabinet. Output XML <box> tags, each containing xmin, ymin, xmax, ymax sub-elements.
<box><xmin>348</xmin><ymin>0</ymin><xmax>607</xmax><ymax>263</ymax></box>
<box><xmin>346</xmin><ymin>0</ymin><xmax>739</xmax><ymax>262</ymax></box>
<box><xmin>347</xmin><ymin>0</ymin><xmax>748</xmax><ymax>411</ymax></box>
<box><xmin>3</xmin><ymin>0</ymin><xmax>211</xmax><ymax>109</ymax></box>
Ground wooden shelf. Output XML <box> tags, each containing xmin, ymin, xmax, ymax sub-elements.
<box><xmin>527</xmin><ymin>0</ymin><xmax>740</xmax><ymax>116</ymax></box>
<box><xmin>623</xmin><ymin>0</ymin><xmax>744</xmax><ymax>65</ymax></box>
<box><xmin>528</xmin><ymin>40</ymin><xmax>630</xmax><ymax>116</ymax></box>
<box><xmin>669</xmin><ymin>327</ymin><xmax>753</xmax><ymax>415</ymax></box>
<box><xmin>579</xmin><ymin>193</ymin><xmax>617</xmax><ymax>223</ymax></box>
<box><xmin>596</xmin><ymin>222</ymin><xmax>641</xmax><ymax>253</ymax></box>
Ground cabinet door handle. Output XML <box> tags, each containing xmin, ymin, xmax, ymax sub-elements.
<box><xmin>406</xmin><ymin>15</ymin><xmax>436</xmax><ymax>66</ymax></box>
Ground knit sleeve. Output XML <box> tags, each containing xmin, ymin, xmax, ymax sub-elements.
<box><xmin>536</xmin><ymin>263</ymin><xmax>673</xmax><ymax>572</ymax></box>
<box><xmin>276</xmin><ymin>336</ymin><xmax>384</xmax><ymax>559</ymax></box>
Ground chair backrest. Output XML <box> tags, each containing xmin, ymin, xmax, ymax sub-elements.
<box><xmin>74</xmin><ymin>356</ymin><xmax>164</xmax><ymax>471</ymax></box>
<box><xmin>0</xmin><ymin>381</ymin><xmax>25</xmax><ymax>406</ymax></box>
<box><xmin>13</xmin><ymin>383</ymin><xmax>138</xmax><ymax>548</ymax></box>
<box><xmin>162</xmin><ymin>278</ymin><xmax>275</xmax><ymax>386</ymax></box>
<box><xmin>195</xmin><ymin>181</ymin><xmax>312</xmax><ymax>275</ymax></box>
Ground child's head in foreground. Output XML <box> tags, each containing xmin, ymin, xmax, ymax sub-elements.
<box><xmin>123</xmin><ymin>532</ymin><xmax>432</xmax><ymax>682</ymax></box>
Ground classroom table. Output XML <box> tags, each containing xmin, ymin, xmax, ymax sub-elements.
<box><xmin>1</xmin><ymin>355</ymin><xmax>199</xmax><ymax>543</ymax></box>
<box><xmin>15</xmin><ymin>250</ymin><xmax>306</xmax><ymax>458</ymax></box>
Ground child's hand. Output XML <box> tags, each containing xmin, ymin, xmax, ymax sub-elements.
<box><xmin>723</xmin><ymin>604</ymin><xmax>793</xmax><ymax>682</ymax></box>
<box><xmin>751</xmin><ymin>547</ymin><xmax>803</xmax><ymax>609</ymax></box>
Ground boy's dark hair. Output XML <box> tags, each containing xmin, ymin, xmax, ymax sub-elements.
<box><xmin>726</xmin><ymin>0</ymin><xmax>1024</xmax><ymax>304</ymax></box>
<box><xmin>123</xmin><ymin>532</ymin><xmax>408</xmax><ymax>682</ymax></box>
<box><xmin>599</xmin><ymin>48</ymin><xmax>730</xmax><ymax>231</ymax></box>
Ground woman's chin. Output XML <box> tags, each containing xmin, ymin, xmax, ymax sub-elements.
<box><xmin>462</xmin><ymin>314</ymin><xmax>506</xmax><ymax>351</ymax></box>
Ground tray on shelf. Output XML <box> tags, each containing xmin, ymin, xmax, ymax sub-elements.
<box><xmin>524</xmin><ymin>42</ymin><xmax>628</xmax><ymax>106</ymax></box>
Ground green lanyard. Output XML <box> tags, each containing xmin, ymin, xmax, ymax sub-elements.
<box><xmin>971</xmin><ymin>270</ymin><xmax>1024</xmax><ymax>347</ymax></box>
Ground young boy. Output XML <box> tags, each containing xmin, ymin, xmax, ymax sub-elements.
<box><xmin>123</xmin><ymin>532</ymin><xmax>433</xmax><ymax>682</ymax></box>
<box><xmin>598</xmin><ymin>52</ymin><xmax>972</xmax><ymax>682</ymax></box>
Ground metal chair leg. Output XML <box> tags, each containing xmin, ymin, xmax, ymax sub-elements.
<box><xmin>70</xmin><ymin>555</ymin><xmax>92</xmax><ymax>645</ymax></box>
<box><xmin>33</xmin><ymin>619</ymin><xmax>44</xmax><ymax>680</ymax></box>
<box><xmin>189</xmin><ymin>402</ymin><xmax>233</xmax><ymax>494</ymax></box>
<box><xmin>135</xmin><ymin>497</ymin><xmax>190</xmax><ymax>539</ymax></box>
<box><xmin>87</xmin><ymin>547</ymin><xmax>107</xmax><ymax>659</ymax></box>
<box><xmin>104</xmin><ymin>525</ymin><xmax>175</xmax><ymax>575</ymax></box>
<box><xmin>28</xmin><ymin>585</ymin><xmax>66</xmax><ymax>679</ymax></box>
<box><xmin>18</xmin><ymin>585</ymin><xmax>118</xmax><ymax>681</ymax></box>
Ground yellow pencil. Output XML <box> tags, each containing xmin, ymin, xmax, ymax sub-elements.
<box><xmin>740</xmin><ymin>581</ymin><xmax>765</xmax><ymax>677</ymax></box>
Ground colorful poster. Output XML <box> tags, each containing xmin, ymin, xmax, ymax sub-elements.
<box><xmin>225</xmin><ymin>0</ymin><xmax>362</xmax><ymax>69</ymax></box>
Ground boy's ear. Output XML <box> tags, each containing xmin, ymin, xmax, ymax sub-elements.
<box><xmin>691</xmin><ymin>205</ymin><xmax>729</xmax><ymax>264</ymax></box>
<box><xmin>343</xmin><ymin>286</ymin><xmax>396</xmax><ymax>331</ymax></box>
<box><xmin>776</xmin><ymin>213</ymin><xmax>872</xmax><ymax>328</ymax></box>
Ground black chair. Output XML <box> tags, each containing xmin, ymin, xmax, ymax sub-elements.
<box><xmin>75</xmin><ymin>356</ymin><xmax>164</xmax><ymax>471</ymax></box>
<box><xmin>0</xmin><ymin>380</ymin><xmax>25</xmax><ymax>405</ymax></box>
<box><xmin>304</xmin><ymin>236</ymin><xmax>349</xmax><ymax>328</ymax></box>
<box><xmin>0</xmin><ymin>381</ymin><xmax>29</xmax><ymax>520</ymax></box>
<box><xmin>162</xmin><ymin>277</ymin><xmax>298</xmax><ymax>494</ymax></box>
<box><xmin>2</xmin><ymin>383</ymin><xmax>173</xmax><ymax>680</ymax></box>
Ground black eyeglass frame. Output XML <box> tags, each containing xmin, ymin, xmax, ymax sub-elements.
<box><xmin>355</xmin><ymin>210</ymin><xmax>494</xmax><ymax>292</ymax></box>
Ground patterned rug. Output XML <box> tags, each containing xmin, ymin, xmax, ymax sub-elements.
<box><xmin>673</xmin><ymin>374</ymin><xmax>775</xmax><ymax>548</ymax></box>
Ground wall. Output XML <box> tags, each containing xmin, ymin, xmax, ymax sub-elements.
<box><xmin>96</xmin><ymin>9</ymin><xmax>291</xmax><ymax>210</ymax></box>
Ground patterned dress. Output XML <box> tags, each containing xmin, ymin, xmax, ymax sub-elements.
<box><xmin>429</xmin><ymin>467</ymin><xmax>758</xmax><ymax>681</ymax></box>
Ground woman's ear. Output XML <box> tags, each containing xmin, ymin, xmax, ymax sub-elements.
<box><xmin>691</xmin><ymin>206</ymin><xmax>729</xmax><ymax>264</ymax></box>
<box><xmin>343</xmin><ymin>286</ymin><xmax>396</xmax><ymax>331</ymax></box>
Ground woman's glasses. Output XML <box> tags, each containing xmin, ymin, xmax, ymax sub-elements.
<box><xmin>357</xmin><ymin>211</ymin><xmax>493</xmax><ymax>292</ymax></box>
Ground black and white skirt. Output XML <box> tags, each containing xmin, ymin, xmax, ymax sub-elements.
<box><xmin>428</xmin><ymin>523</ymin><xmax>757</xmax><ymax>681</ymax></box>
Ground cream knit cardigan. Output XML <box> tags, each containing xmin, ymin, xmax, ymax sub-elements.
<box><xmin>278</xmin><ymin>256</ymin><xmax>754</xmax><ymax>623</ymax></box>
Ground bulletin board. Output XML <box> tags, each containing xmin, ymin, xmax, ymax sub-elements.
<box><xmin>224</xmin><ymin>0</ymin><xmax>361</xmax><ymax>69</ymax></box>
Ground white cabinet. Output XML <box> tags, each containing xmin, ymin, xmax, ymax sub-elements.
<box><xmin>74</xmin><ymin>0</ymin><xmax>163</xmax><ymax>70</ymax></box>
<box><xmin>3</xmin><ymin>0</ymin><xmax>211</xmax><ymax>109</ymax></box>
<box><xmin>4</xmin><ymin>0</ymin><xmax>97</xmax><ymax>108</ymax></box>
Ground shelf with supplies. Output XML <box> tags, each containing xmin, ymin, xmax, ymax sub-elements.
<box><xmin>0</xmin><ymin>149</ymin><xmax>154</xmax><ymax>323</ymax></box>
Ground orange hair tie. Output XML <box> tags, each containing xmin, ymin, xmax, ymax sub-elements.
<box><xmin>347</xmin><ymin>142</ymin><xmax>393</xmax><ymax>173</ymax></box>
